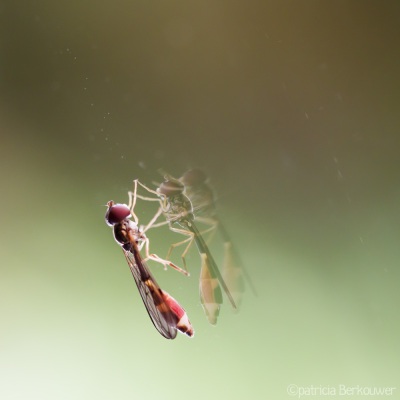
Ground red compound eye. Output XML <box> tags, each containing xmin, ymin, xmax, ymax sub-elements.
<box><xmin>105</xmin><ymin>202</ymin><xmax>131</xmax><ymax>226</ymax></box>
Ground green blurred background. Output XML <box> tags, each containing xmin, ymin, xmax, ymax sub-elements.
<box><xmin>1</xmin><ymin>1</ymin><xmax>399</xmax><ymax>399</ymax></box>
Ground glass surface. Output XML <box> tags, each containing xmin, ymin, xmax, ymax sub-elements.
<box><xmin>1</xmin><ymin>2</ymin><xmax>399</xmax><ymax>399</ymax></box>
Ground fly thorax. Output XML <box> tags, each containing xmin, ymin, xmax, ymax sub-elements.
<box><xmin>113</xmin><ymin>222</ymin><xmax>129</xmax><ymax>247</ymax></box>
<box><xmin>113</xmin><ymin>220</ymin><xmax>138</xmax><ymax>247</ymax></box>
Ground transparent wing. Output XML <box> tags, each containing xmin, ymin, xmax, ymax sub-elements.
<box><xmin>188</xmin><ymin>222</ymin><xmax>237</xmax><ymax>310</ymax></box>
<box><xmin>123</xmin><ymin>248</ymin><xmax>178</xmax><ymax>339</ymax></box>
<box><xmin>217</xmin><ymin>219</ymin><xmax>257</xmax><ymax>298</ymax></box>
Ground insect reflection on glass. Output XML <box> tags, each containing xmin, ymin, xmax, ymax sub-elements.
<box><xmin>134</xmin><ymin>178</ymin><xmax>237</xmax><ymax>325</ymax></box>
<box><xmin>105</xmin><ymin>182</ymin><xmax>194</xmax><ymax>339</ymax></box>
<box><xmin>180</xmin><ymin>169</ymin><xmax>257</xmax><ymax>307</ymax></box>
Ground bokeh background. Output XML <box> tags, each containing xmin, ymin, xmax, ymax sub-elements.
<box><xmin>1</xmin><ymin>1</ymin><xmax>400</xmax><ymax>399</ymax></box>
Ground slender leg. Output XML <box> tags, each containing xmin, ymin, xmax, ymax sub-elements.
<box><xmin>127</xmin><ymin>182</ymin><xmax>139</xmax><ymax>225</ymax></box>
<box><xmin>135</xmin><ymin>179</ymin><xmax>171</xmax><ymax>213</ymax></box>
<box><xmin>144</xmin><ymin>220</ymin><xmax>170</xmax><ymax>230</ymax></box>
<box><xmin>142</xmin><ymin>207</ymin><xmax>166</xmax><ymax>233</ymax></box>
<box><xmin>136</xmin><ymin>193</ymin><xmax>161</xmax><ymax>202</ymax></box>
<box><xmin>131</xmin><ymin>180</ymin><xmax>170</xmax><ymax>231</ymax></box>
<box><xmin>142</xmin><ymin>236</ymin><xmax>189</xmax><ymax>276</ymax></box>
<box><xmin>135</xmin><ymin>179</ymin><xmax>163</xmax><ymax>198</ymax></box>
<box><xmin>166</xmin><ymin>226</ymin><xmax>196</xmax><ymax>273</ymax></box>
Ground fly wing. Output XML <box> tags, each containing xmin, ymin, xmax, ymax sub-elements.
<box><xmin>199</xmin><ymin>253</ymin><xmax>223</xmax><ymax>325</ymax></box>
<box><xmin>217</xmin><ymin>219</ymin><xmax>257</xmax><ymax>298</ymax></box>
<box><xmin>189</xmin><ymin>222</ymin><xmax>237</xmax><ymax>310</ymax></box>
<box><xmin>123</xmin><ymin>249</ymin><xmax>178</xmax><ymax>339</ymax></box>
<box><xmin>222</xmin><ymin>241</ymin><xmax>245</xmax><ymax>309</ymax></box>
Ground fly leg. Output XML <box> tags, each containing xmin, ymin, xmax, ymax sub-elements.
<box><xmin>142</xmin><ymin>235</ymin><xmax>189</xmax><ymax>276</ymax></box>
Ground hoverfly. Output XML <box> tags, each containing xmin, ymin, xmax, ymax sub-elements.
<box><xmin>105</xmin><ymin>182</ymin><xmax>193</xmax><ymax>339</ymax></box>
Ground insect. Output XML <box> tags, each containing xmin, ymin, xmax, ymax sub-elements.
<box><xmin>105</xmin><ymin>183</ymin><xmax>194</xmax><ymax>339</ymax></box>
<box><xmin>180</xmin><ymin>169</ymin><xmax>257</xmax><ymax>307</ymax></box>
<box><xmin>134</xmin><ymin>178</ymin><xmax>237</xmax><ymax>325</ymax></box>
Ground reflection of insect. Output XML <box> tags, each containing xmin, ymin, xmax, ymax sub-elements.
<box><xmin>180</xmin><ymin>169</ymin><xmax>257</xmax><ymax>307</ymax></box>
<box><xmin>134</xmin><ymin>178</ymin><xmax>237</xmax><ymax>325</ymax></box>
<box><xmin>105</xmin><ymin>185</ymin><xmax>194</xmax><ymax>339</ymax></box>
